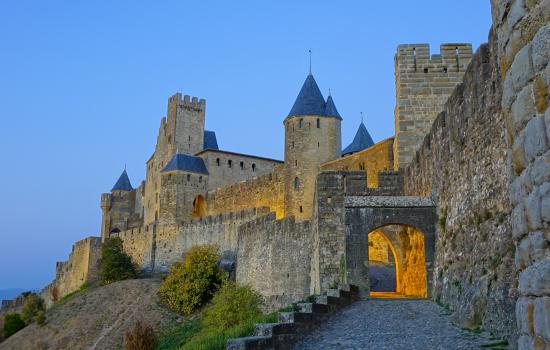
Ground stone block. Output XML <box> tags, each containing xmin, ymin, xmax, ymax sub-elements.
<box><xmin>514</xmin><ymin>132</ymin><xmax>528</xmax><ymax>175</ymax></box>
<box><xmin>510</xmin><ymin>44</ymin><xmax>535</xmax><ymax>91</ymax></box>
<box><xmin>519</xmin><ymin>259</ymin><xmax>550</xmax><ymax>296</ymax></box>
<box><xmin>516</xmin><ymin>232</ymin><xmax>548</xmax><ymax>269</ymax></box>
<box><xmin>524</xmin><ymin>116</ymin><xmax>548</xmax><ymax>161</ymax></box>
<box><xmin>530</xmin><ymin>152</ymin><xmax>550</xmax><ymax>186</ymax></box>
<box><xmin>534</xmin><ymin>297</ymin><xmax>550</xmax><ymax>340</ymax></box>
<box><xmin>526</xmin><ymin>187</ymin><xmax>543</xmax><ymax>230</ymax></box>
<box><xmin>518</xmin><ymin>334</ymin><xmax>533</xmax><ymax>350</ymax></box>
<box><xmin>513</xmin><ymin>202</ymin><xmax>529</xmax><ymax>239</ymax></box>
<box><xmin>226</xmin><ymin>336</ymin><xmax>273</xmax><ymax>350</ymax></box>
<box><xmin>508</xmin><ymin>0</ymin><xmax>527</xmax><ymax>36</ymax></box>
<box><xmin>513</xmin><ymin>171</ymin><xmax>533</xmax><ymax>205</ymax></box>
<box><xmin>512</xmin><ymin>83</ymin><xmax>537</xmax><ymax>133</ymax></box>
<box><xmin>517</xmin><ymin>296</ymin><xmax>536</xmax><ymax>336</ymax></box>
<box><xmin>532</xmin><ymin>24</ymin><xmax>550</xmax><ymax>72</ymax></box>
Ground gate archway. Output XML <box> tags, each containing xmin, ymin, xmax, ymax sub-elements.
<box><xmin>344</xmin><ymin>196</ymin><xmax>436</xmax><ymax>298</ymax></box>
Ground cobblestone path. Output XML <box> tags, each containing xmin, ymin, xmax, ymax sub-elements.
<box><xmin>293</xmin><ymin>299</ymin><xmax>502</xmax><ymax>350</ymax></box>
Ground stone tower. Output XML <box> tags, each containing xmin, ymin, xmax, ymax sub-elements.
<box><xmin>284</xmin><ymin>73</ymin><xmax>342</xmax><ymax>220</ymax></box>
<box><xmin>100</xmin><ymin>169</ymin><xmax>136</xmax><ymax>242</ymax></box>
<box><xmin>159</xmin><ymin>152</ymin><xmax>209</xmax><ymax>225</ymax></box>
<box><xmin>393</xmin><ymin>43</ymin><xmax>472</xmax><ymax>169</ymax></box>
<box><xmin>167</xmin><ymin>93</ymin><xmax>206</xmax><ymax>155</ymax></box>
<box><xmin>142</xmin><ymin>93</ymin><xmax>206</xmax><ymax>225</ymax></box>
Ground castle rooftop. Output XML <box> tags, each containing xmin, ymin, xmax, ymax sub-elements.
<box><xmin>162</xmin><ymin>152</ymin><xmax>209</xmax><ymax>175</ymax></box>
<box><xmin>111</xmin><ymin>170</ymin><xmax>133</xmax><ymax>191</ymax></box>
<box><xmin>203</xmin><ymin>130</ymin><xmax>219</xmax><ymax>150</ymax></box>
<box><xmin>287</xmin><ymin>73</ymin><xmax>342</xmax><ymax>120</ymax></box>
<box><xmin>342</xmin><ymin>122</ymin><xmax>374</xmax><ymax>156</ymax></box>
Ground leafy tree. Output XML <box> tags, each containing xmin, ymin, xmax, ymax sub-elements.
<box><xmin>100</xmin><ymin>237</ymin><xmax>137</xmax><ymax>284</ymax></box>
<box><xmin>159</xmin><ymin>245</ymin><xmax>225</xmax><ymax>314</ymax></box>
<box><xmin>3</xmin><ymin>313</ymin><xmax>25</xmax><ymax>338</ymax></box>
<box><xmin>21</xmin><ymin>293</ymin><xmax>45</xmax><ymax>324</ymax></box>
<box><xmin>202</xmin><ymin>281</ymin><xmax>262</xmax><ymax>330</ymax></box>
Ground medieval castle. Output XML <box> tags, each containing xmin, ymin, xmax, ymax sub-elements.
<box><xmin>22</xmin><ymin>2</ymin><xmax>550</xmax><ymax>346</ymax></box>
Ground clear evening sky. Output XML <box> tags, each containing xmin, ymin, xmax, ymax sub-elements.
<box><xmin>0</xmin><ymin>1</ymin><xmax>492</xmax><ymax>290</ymax></box>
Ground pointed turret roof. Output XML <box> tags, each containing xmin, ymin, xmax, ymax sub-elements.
<box><xmin>324</xmin><ymin>95</ymin><xmax>341</xmax><ymax>119</ymax></box>
<box><xmin>287</xmin><ymin>74</ymin><xmax>327</xmax><ymax>117</ymax></box>
<box><xmin>342</xmin><ymin>122</ymin><xmax>375</xmax><ymax>156</ymax></box>
<box><xmin>111</xmin><ymin>169</ymin><xmax>133</xmax><ymax>191</ymax></box>
<box><xmin>203</xmin><ymin>130</ymin><xmax>219</xmax><ymax>150</ymax></box>
<box><xmin>162</xmin><ymin>152</ymin><xmax>209</xmax><ymax>175</ymax></box>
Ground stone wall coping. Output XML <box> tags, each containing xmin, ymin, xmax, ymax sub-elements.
<box><xmin>344</xmin><ymin>196</ymin><xmax>435</xmax><ymax>208</ymax></box>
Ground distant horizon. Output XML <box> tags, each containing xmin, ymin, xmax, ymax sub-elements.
<box><xmin>0</xmin><ymin>0</ymin><xmax>492</xmax><ymax>289</ymax></box>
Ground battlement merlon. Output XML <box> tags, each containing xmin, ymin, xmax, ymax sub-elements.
<box><xmin>168</xmin><ymin>92</ymin><xmax>206</xmax><ymax>109</ymax></box>
<box><xmin>395</xmin><ymin>43</ymin><xmax>473</xmax><ymax>71</ymax></box>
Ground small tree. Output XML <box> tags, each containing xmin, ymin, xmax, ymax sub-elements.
<box><xmin>202</xmin><ymin>281</ymin><xmax>262</xmax><ymax>330</ymax></box>
<box><xmin>100</xmin><ymin>237</ymin><xmax>137</xmax><ymax>284</ymax></box>
<box><xmin>21</xmin><ymin>293</ymin><xmax>45</xmax><ymax>324</ymax></box>
<box><xmin>159</xmin><ymin>244</ymin><xmax>225</xmax><ymax>314</ymax></box>
<box><xmin>3</xmin><ymin>313</ymin><xmax>26</xmax><ymax>338</ymax></box>
<box><xmin>124</xmin><ymin>319</ymin><xmax>156</xmax><ymax>350</ymax></box>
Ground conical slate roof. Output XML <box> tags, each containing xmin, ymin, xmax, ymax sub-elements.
<box><xmin>342</xmin><ymin>122</ymin><xmax>375</xmax><ymax>156</ymax></box>
<box><xmin>162</xmin><ymin>152</ymin><xmax>209</xmax><ymax>175</ymax></box>
<box><xmin>112</xmin><ymin>170</ymin><xmax>133</xmax><ymax>191</ymax></box>
<box><xmin>288</xmin><ymin>74</ymin><xmax>328</xmax><ymax>117</ymax></box>
<box><xmin>324</xmin><ymin>95</ymin><xmax>341</xmax><ymax>119</ymax></box>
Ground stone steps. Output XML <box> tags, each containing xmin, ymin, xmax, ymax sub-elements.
<box><xmin>226</xmin><ymin>284</ymin><xmax>359</xmax><ymax>350</ymax></box>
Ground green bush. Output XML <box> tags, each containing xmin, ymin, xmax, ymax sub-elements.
<box><xmin>3</xmin><ymin>313</ymin><xmax>26</xmax><ymax>338</ymax></box>
<box><xmin>124</xmin><ymin>319</ymin><xmax>156</xmax><ymax>350</ymax></box>
<box><xmin>202</xmin><ymin>282</ymin><xmax>262</xmax><ymax>331</ymax></box>
<box><xmin>100</xmin><ymin>237</ymin><xmax>137</xmax><ymax>284</ymax></box>
<box><xmin>159</xmin><ymin>245</ymin><xmax>225</xmax><ymax>314</ymax></box>
<box><xmin>21</xmin><ymin>293</ymin><xmax>45</xmax><ymax>324</ymax></box>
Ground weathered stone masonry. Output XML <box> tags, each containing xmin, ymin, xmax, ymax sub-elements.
<box><xmin>404</xmin><ymin>32</ymin><xmax>517</xmax><ymax>340</ymax></box>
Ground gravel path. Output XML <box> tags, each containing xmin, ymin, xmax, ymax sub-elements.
<box><xmin>293</xmin><ymin>299</ymin><xmax>497</xmax><ymax>350</ymax></box>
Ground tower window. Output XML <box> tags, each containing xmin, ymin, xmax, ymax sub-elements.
<box><xmin>252</xmin><ymin>163</ymin><xmax>256</xmax><ymax>172</ymax></box>
<box><xmin>292</xmin><ymin>141</ymin><xmax>295</xmax><ymax>149</ymax></box>
<box><xmin>187</xmin><ymin>174</ymin><xmax>191</xmax><ymax>182</ymax></box>
<box><xmin>228</xmin><ymin>160</ymin><xmax>232</xmax><ymax>168</ymax></box>
<box><xmin>216</xmin><ymin>158</ymin><xmax>220</xmax><ymax>166</ymax></box>
<box><xmin>299</xmin><ymin>119</ymin><xmax>303</xmax><ymax>128</ymax></box>
<box><xmin>295</xmin><ymin>160</ymin><xmax>298</xmax><ymax>166</ymax></box>
<box><xmin>294</xmin><ymin>177</ymin><xmax>300</xmax><ymax>189</ymax></box>
<box><xmin>299</xmin><ymin>206</ymin><xmax>303</xmax><ymax>213</ymax></box>
<box><xmin>240</xmin><ymin>161</ymin><xmax>244</xmax><ymax>170</ymax></box>
<box><xmin>199</xmin><ymin>176</ymin><xmax>202</xmax><ymax>183</ymax></box>
<box><xmin>168</xmin><ymin>135</ymin><xmax>172</xmax><ymax>144</ymax></box>
<box><xmin>317</xmin><ymin>118</ymin><xmax>320</xmax><ymax>128</ymax></box>
<box><xmin>443</xmin><ymin>67</ymin><xmax>448</xmax><ymax>73</ymax></box>
<box><xmin>423</xmin><ymin>68</ymin><xmax>428</xmax><ymax>73</ymax></box>
<box><xmin>188</xmin><ymin>136</ymin><xmax>191</xmax><ymax>141</ymax></box>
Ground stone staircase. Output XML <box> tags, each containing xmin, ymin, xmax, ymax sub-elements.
<box><xmin>226</xmin><ymin>285</ymin><xmax>359</xmax><ymax>350</ymax></box>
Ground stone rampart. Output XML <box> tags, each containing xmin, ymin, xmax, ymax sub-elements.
<box><xmin>403</xmin><ymin>30</ymin><xmax>516</xmax><ymax>340</ymax></box>
<box><xmin>114</xmin><ymin>224</ymin><xmax>155</xmax><ymax>272</ymax></box>
<box><xmin>53</xmin><ymin>236</ymin><xmax>102</xmax><ymax>299</ymax></box>
<box><xmin>205</xmin><ymin>165</ymin><xmax>285</xmax><ymax>219</ymax></box>
<box><xmin>320</xmin><ymin>137</ymin><xmax>394</xmax><ymax>188</ymax></box>
<box><xmin>236</xmin><ymin>213</ymin><xmax>313</xmax><ymax>310</ymax></box>
<box><xmin>153</xmin><ymin>207</ymin><xmax>270</xmax><ymax>273</ymax></box>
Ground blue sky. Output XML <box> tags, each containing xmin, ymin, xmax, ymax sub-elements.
<box><xmin>0</xmin><ymin>0</ymin><xmax>492</xmax><ymax>290</ymax></box>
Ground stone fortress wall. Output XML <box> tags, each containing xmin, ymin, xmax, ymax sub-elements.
<box><xmin>403</xmin><ymin>31</ymin><xmax>516</xmax><ymax>339</ymax></box>
<box><xmin>320</xmin><ymin>137</ymin><xmax>394</xmax><ymax>188</ymax></box>
<box><xmin>205</xmin><ymin>165</ymin><xmax>286</xmax><ymax>219</ymax></box>
<box><xmin>490</xmin><ymin>0</ymin><xmax>550</xmax><ymax>348</ymax></box>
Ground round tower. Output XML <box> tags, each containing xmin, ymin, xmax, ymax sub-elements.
<box><xmin>284</xmin><ymin>73</ymin><xmax>342</xmax><ymax>220</ymax></box>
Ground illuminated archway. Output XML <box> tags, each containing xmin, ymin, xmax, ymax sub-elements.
<box><xmin>192</xmin><ymin>195</ymin><xmax>206</xmax><ymax>217</ymax></box>
<box><xmin>366</xmin><ymin>225</ymin><xmax>427</xmax><ymax>297</ymax></box>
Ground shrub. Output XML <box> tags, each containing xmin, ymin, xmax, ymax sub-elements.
<box><xmin>124</xmin><ymin>319</ymin><xmax>156</xmax><ymax>350</ymax></box>
<box><xmin>100</xmin><ymin>237</ymin><xmax>137</xmax><ymax>284</ymax></box>
<box><xmin>202</xmin><ymin>282</ymin><xmax>262</xmax><ymax>331</ymax></box>
<box><xmin>3</xmin><ymin>313</ymin><xmax>26</xmax><ymax>338</ymax></box>
<box><xmin>21</xmin><ymin>293</ymin><xmax>45</xmax><ymax>324</ymax></box>
<box><xmin>159</xmin><ymin>245</ymin><xmax>225</xmax><ymax>314</ymax></box>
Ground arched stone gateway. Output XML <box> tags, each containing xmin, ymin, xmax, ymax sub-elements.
<box><xmin>344</xmin><ymin>196</ymin><xmax>436</xmax><ymax>298</ymax></box>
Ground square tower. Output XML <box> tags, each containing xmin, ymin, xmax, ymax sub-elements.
<box><xmin>394</xmin><ymin>43</ymin><xmax>472</xmax><ymax>169</ymax></box>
